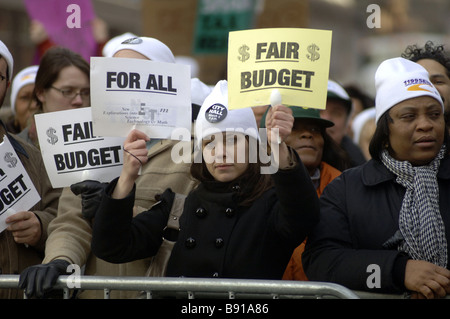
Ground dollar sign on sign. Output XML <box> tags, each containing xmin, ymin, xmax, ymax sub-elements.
<box><xmin>238</xmin><ymin>44</ymin><xmax>250</xmax><ymax>62</ymax></box>
<box><xmin>307</xmin><ymin>44</ymin><xmax>320</xmax><ymax>62</ymax></box>
<box><xmin>46</xmin><ymin>127</ymin><xmax>58</xmax><ymax>145</ymax></box>
<box><xmin>4</xmin><ymin>152</ymin><xmax>17</xmax><ymax>168</ymax></box>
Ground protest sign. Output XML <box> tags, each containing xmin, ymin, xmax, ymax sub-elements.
<box><xmin>35</xmin><ymin>108</ymin><xmax>125</xmax><ymax>188</ymax></box>
<box><xmin>227</xmin><ymin>28</ymin><xmax>332</xmax><ymax>110</ymax></box>
<box><xmin>90</xmin><ymin>57</ymin><xmax>191</xmax><ymax>141</ymax></box>
<box><xmin>0</xmin><ymin>136</ymin><xmax>41</xmax><ymax>232</ymax></box>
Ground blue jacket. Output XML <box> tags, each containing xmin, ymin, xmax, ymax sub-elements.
<box><xmin>303</xmin><ymin>156</ymin><xmax>450</xmax><ymax>293</ymax></box>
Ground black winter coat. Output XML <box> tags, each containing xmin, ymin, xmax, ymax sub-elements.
<box><xmin>303</xmin><ymin>156</ymin><xmax>450</xmax><ymax>293</ymax></box>
<box><xmin>92</xmin><ymin>160</ymin><xmax>319</xmax><ymax>280</ymax></box>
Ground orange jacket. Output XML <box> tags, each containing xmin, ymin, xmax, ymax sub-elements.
<box><xmin>282</xmin><ymin>162</ymin><xmax>341</xmax><ymax>281</ymax></box>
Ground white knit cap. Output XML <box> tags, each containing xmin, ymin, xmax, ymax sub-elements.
<box><xmin>352</xmin><ymin>107</ymin><xmax>376</xmax><ymax>144</ymax></box>
<box><xmin>102</xmin><ymin>32</ymin><xmax>137</xmax><ymax>57</ymax></box>
<box><xmin>10</xmin><ymin>65</ymin><xmax>38</xmax><ymax>114</ymax></box>
<box><xmin>195</xmin><ymin>80</ymin><xmax>259</xmax><ymax>149</ymax></box>
<box><xmin>0</xmin><ymin>40</ymin><xmax>13</xmax><ymax>80</ymax></box>
<box><xmin>191</xmin><ymin>77</ymin><xmax>212</xmax><ymax>107</ymax></box>
<box><xmin>111</xmin><ymin>36</ymin><xmax>175</xmax><ymax>63</ymax></box>
<box><xmin>374</xmin><ymin>57</ymin><xmax>444</xmax><ymax>124</ymax></box>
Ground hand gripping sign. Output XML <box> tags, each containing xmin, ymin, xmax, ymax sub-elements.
<box><xmin>227</xmin><ymin>28</ymin><xmax>332</xmax><ymax>110</ymax></box>
<box><xmin>90</xmin><ymin>57</ymin><xmax>191</xmax><ymax>141</ymax></box>
<box><xmin>35</xmin><ymin>108</ymin><xmax>125</xmax><ymax>188</ymax></box>
<box><xmin>0</xmin><ymin>135</ymin><xmax>40</xmax><ymax>232</ymax></box>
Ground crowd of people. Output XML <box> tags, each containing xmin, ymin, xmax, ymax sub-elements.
<box><xmin>0</xmin><ymin>25</ymin><xmax>449</xmax><ymax>300</ymax></box>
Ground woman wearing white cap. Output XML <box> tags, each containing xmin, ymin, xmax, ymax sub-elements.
<box><xmin>303</xmin><ymin>57</ymin><xmax>450</xmax><ymax>298</ymax></box>
<box><xmin>91</xmin><ymin>80</ymin><xmax>319</xmax><ymax>280</ymax></box>
<box><xmin>6</xmin><ymin>65</ymin><xmax>39</xmax><ymax>134</ymax></box>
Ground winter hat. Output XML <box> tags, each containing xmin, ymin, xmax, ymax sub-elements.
<box><xmin>102</xmin><ymin>32</ymin><xmax>137</xmax><ymax>57</ymax></box>
<box><xmin>374</xmin><ymin>57</ymin><xmax>444</xmax><ymax>124</ymax></box>
<box><xmin>191</xmin><ymin>78</ymin><xmax>212</xmax><ymax>107</ymax></box>
<box><xmin>176</xmin><ymin>55</ymin><xmax>199</xmax><ymax>78</ymax></box>
<box><xmin>191</xmin><ymin>77</ymin><xmax>212</xmax><ymax>121</ymax></box>
<box><xmin>10</xmin><ymin>65</ymin><xmax>38</xmax><ymax>114</ymax></box>
<box><xmin>111</xmin><ymin>36</ymin><xmax>175</xmax><ymax>63</ymax></box>
<box><xmin>352</xmin><ymin>107</ymin><xmax>376</xmax><ymax>144</ymax></box>
<box><xmin>0</xmin><ymin>40</ymin><xmax>13</xmax><ymax>80</ymax></box>
<box><xmin>327</xmin><ymin>80</ymin><xmax>352</xmax><ymax>113</ymax></box>
<box><xmin>195</xmin><ymin>80</ymin><xmax>259</xmax><ymax>149</ymax></box>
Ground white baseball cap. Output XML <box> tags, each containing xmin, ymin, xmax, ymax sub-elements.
<box><xmin>102</xmin><ymin>32</ymin><xmax>137</xmax><ymax>57</ymax></box>
<box><xmin>374</xmin><ymin>57</ymin><xmax>444</xmax><ymax>124</ymax></box>
<box><xmin>327</xmin><ymin>80</ymin><xmax>352</xmax><ymax>112</ymax></box>
<box><xmin>111</xmin><ymin>36</ymin><xmax>175</xmax><ymax>63</ymax></box>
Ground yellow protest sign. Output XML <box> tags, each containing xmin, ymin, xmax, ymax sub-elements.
<box><xmin>227</xmin><ymin>28</ymin><xmax>332</xmax><ymax>110</ymax></box>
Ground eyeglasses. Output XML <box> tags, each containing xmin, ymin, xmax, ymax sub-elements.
<box><xmin>51</xmin><ymin>86</ymin><xmax>90</xmax><ymax>100</ymax></box>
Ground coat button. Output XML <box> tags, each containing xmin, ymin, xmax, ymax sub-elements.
<box><xmin>195</xmin><ymin>207</ymin><xmax>207</xmax><ymax>218</ymax></box>
<box><xmin>225</xmin><ymin>208</ymin><xmax>235</xmax><ymax>217</ymax></box>
<box><xmin>185</xmin><ymin>237</ymin><xmax>196</xmax><ymax>248</ymax></box>
<box><xmin>215</xmin><ymin>237</ymin><xmax>224</xmax><ymax>248</ymax></box>
<box><xmin>231</xmin><ymin>185</ymin><xmax>240</xmax><ymax>192</ymax></box>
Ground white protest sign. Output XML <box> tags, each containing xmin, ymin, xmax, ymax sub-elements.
<box><xmin>0</xmin><ymin>135</ymin><xmax>41</xmax><ymax>232</ymax></box>
<box><xmin>90</xmin><ymin>57</ymin><xmax>191</xmax><ymax>141</ymax></box>
<box><xmin>35</xmin><ymin>108</ymin><xmax>125</xmax><ymax>188</ymax></box>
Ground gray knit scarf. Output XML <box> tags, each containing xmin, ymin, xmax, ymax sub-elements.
<box><xmin>381</xmin><ymin>146</ymin><xmax>448</xmax><ymax>267</ymax></box>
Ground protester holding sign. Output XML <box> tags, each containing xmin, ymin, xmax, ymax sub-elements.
<box><xmin>0</xmin><ymin>40</ymin><xmax>61</xmax><ymax>299</ymax></box>
<box><xmin>18</xmin><ymin>47</ymin><xmax>90</xmax><ymax>148</ymax></box>
<box><xmin>91</xmin><ymin>80</ymin><xmax>319</xmax><ymax>280</ymax></box>
<box><xmin>19</xmin><ymin>37</ymin><xmax>209</xmax><ymax>298</ymax></box>
<box><xmin>303</xmin><ymin>58</ymin><xmax>450</xmax><ymax>298</ymax></box>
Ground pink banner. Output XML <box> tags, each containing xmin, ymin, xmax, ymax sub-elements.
<box><xmin>25</xmin><ymin>0</ymin><xmax>97</xmax><ymax>62</ymax></box>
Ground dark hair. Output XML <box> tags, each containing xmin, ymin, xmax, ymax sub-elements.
<box><xmin>369</xmin><ymin>111</ymin><xmax>450</xmax><ymax>161</ymax></box>
<box><xmin>368</xmin><ymin>112</ymin><xmax>392</xmax><ymax>161</ymax></box>
<box><xmin>321</xmin><ymin>128</ymin><xmax>352</xmax><ymax>171</ymax></box>
<box><xmin>34</xmin><ymin>46</ymin><xmax>90</xmax><ymax>109</ymax></box>
<box><xmin>401</xmin><ymin>41</ymin><xmax>450</xmax><ymax>76</ymax></box>
<box><xmin>190</xmin><ymin>136</ymin><xmax>273</xmax><ymax>207</ymax></box>
<box><xmin>344</xmin><ymin>85</ymin><xmax>375</xmax><ymax>111</ymax></box>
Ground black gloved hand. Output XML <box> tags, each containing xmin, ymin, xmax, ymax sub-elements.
<box><xmin>19</xmin><ymin>259</ymin><xmax>71</xmax><ymax>298</ymax></box>
<box><xmin>70</xmin><ymin>180</ymin><xmax>108</xmax><ymax>220</ymax></box>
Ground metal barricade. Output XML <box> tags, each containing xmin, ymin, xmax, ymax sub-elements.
<box><xmin>0</xmin><ymin>275</ymin><xmax>359</xmax><ymax>299</ymax></box>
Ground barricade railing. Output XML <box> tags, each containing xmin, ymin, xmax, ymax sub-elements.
<box><xmin>0</xmin><ymin>275</ymin><xmax>360</xmax><ymax>299</ymax></box>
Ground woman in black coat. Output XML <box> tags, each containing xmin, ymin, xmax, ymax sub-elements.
<box><xmin>303</xmin><ymin>58</ymin><xmax>450</xmax><ymax>298</ymax></box>
<box><xmin>92</xmin><ymin>80</ymin><xmax>319</xmax><ymax>280</ymax></box>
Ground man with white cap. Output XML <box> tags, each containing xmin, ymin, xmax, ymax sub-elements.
<box><xmin>320</xmin><ymin>80</ymin><xmax>366</xmax><ymax>167</ymax></box>
<box><xmin>303</xmin><ymin>57</ymin><xmax>450</xmax><ymax>298</ymax></box>
<box><xmin>0</xmin><ymin>40</ymin><xmax>61</xmax><ymax>298</ymax></box>
<box><xmin>19</xmin><ymin>36</ymin><xmax>211</xmax><ymax>298</ymax></box>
